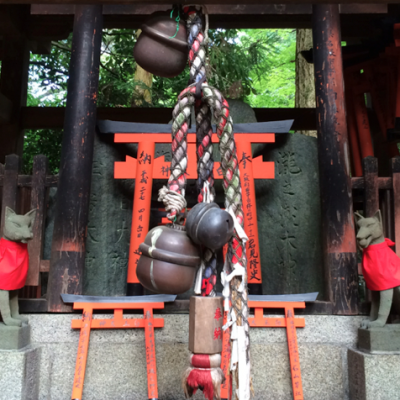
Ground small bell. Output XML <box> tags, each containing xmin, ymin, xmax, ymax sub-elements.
<box><xmin>186</xmin><ymin>203</ymin><xmax>234</xmax><ymax>250</ymax></box>
<box><xmin>133</xmin><ymin>11</ymin><xmax>188</xmax><ymax>78</ymax></box>
<box><xmin>137</xmin><ymin>224</ymin><xmax>200</xmax><ymax>294</ymax></box>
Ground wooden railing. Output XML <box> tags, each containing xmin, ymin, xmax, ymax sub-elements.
<box><xmin>351</xmin><ymin>156</ymin><xmax>400</xmax><ymax>252</ymax></box>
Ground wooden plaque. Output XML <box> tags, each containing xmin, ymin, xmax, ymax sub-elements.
<box><xmin>189</xmin><ymin>296</ymin><xmax>224</xmax><ymax>354</ymax></box>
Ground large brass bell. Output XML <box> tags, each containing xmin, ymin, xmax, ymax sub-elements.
<box><xmin>133</xmin><ymin>11</ymin><xmax>188</xmax><ymax>78</ymax></box>
<box><xmin>137</xmin><ymin>224</ymin><xmax>200</xmax><ymax>294</ymax></box>
<box><xmin>186</xmin><ymin>203</ymin><xmax>234</xmax><ymax>250</ymax></box>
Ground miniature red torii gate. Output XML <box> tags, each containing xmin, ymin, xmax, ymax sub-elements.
<box><xmin>114</xmin><ymin>131</ymin><xmax>275</xmax><ymax>294</ymax></box>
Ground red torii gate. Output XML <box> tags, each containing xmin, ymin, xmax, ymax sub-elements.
<box><xmin>114</xmin><ymin>131</ymin><xmax>275</xmax><ymax>294</ymax></box>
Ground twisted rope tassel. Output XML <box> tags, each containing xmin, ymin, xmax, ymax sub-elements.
<box><xmin>172</xmin><ymin>82</ymin><xmax>251</xmax><ymax>399</ymax></box>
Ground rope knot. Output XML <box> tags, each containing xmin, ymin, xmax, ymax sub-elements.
<box><xmin>158</xmin><ymin>186</ymin><xmax>187</xmax><ymax>221</ymax></box>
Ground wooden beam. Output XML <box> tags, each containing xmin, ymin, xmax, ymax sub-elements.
<box><xmin>26</xmin><ymin>5</ymin><xmax>387</xmax><ymax>38</ymax></box>
<box><xmin>1</xmin><ymin>0</ymin><xmax>393</xmax><ymax>5</ymax></box>
<box><xmin>20</xmin><ymin>106</ymin><xmax>316</xmax><ymax>130</ymax></box>
<box><xmin>31</xmin><ymin>4</ymin><xmax>388</xmax><ymax>15</ymax></box>
<box><xmin>351</xmin><ymin>176</ymin><xmax>392</xmax><ymax>190</ymax></box>
<box><xmin>0</xmin><ymin>5</ymin><xmax>29</xmax><ymax>37</ymax></box>
<box><xmin>0</xmin><ymin>93</ymin><xmax>12</xmax><ymax>124</ymax></box>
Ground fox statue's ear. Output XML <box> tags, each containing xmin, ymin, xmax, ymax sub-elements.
<box><xmin>374</xmin><ymin>209</ymin><xmax>382</xmax><ymax>225</ymax></box>
<box><xmin>354</xmin><ymin>211</ymin><xmax>363</xmax><ymax>223</ymax></box>
<box><xmin>25</xmin><ymin>209</ymin><xmax>36</xmax><ymax>225</ymax></box>
<box><xmin>5</xmin><ymin>207</ymin><xmax>16</xmax><ymax>219</ymax></box>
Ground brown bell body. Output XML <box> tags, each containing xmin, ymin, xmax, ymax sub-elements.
<box><xmin>137</xmin><ymin>224</ymin><xmax>200</xmax><ymax>294</ymax></box>
<box><xmin>133</xmin><ymin>11</ymin><xmax>188</xmax><ymax>78</ymax></box>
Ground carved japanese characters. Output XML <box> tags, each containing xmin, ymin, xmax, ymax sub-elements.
<box><xmin>355</xmin><ymin>210</ymin><xmax>400</xmax><ymax>329</ymax></box>
<box><xmin>0</xmin><ymin>207</ymin><xmax>36</xmax><ymax>327</ymax></box>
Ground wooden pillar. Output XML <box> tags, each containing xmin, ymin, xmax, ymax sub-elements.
<box><xmin>312</xmin><ymin>5</ymin><xmax>358</xmax><ymax>314</ymax></box>
<box><xmin>0</xmin><ymin>27</ymin><xmax>30</xmax><ymax>163</ymax></box>
<box><xmin>362</xmin><ymin>157</ymin><xmax>379</xmax><ymax>218</ymax></box>
<box><xmin>0</xmin><ymin>154</ymin><xmax>20</xmax><ymax>235</ymax></box>
<box><xmin>47</xmin><ymin>5</ymin><xmax>103</xmax><ymax>312</ymax></box>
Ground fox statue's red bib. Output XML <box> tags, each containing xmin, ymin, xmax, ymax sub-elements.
<box><xmin>0</xmin><ymin>238</ymin><xmax>29</xmax><ymax>291</ymax></box>
<box><xmin>362</xmin><ymin>238</ymin><xmax>400</xmax><ymax>291</ymax></box>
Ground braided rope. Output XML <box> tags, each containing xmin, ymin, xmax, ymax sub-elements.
<box><xmin>171</xmin><ymin>82</ymin><xmax>250</xmax><ymax>360</ymax></box>
<box><xmin>170</xmin><ymin>8</ymin><xmax>251</xmax><ymax>397</ymax></box>
<box><xmin>185</xmin><ymin>7</ymin><xmax>217</xmax><ymax>295</ymax></box>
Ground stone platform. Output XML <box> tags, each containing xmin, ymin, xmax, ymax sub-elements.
<box><xmin>358</xmin><ymin>325</ymin><xmax>400</xmax><ymax>354</ymax></box>
<box><xmin>348</xmin><ymin>348</ymin><xmax>400</xmax><ymax>400</ymax></box>
<box><xmin>24</xmin><ymin>314</ymin><xmax>363</xmax><ymax>400</ymax></box>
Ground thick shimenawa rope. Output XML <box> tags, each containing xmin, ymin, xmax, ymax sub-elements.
<box><xmin>161</xmin><ymin>7</ymin><xmax>251</xmax><ymax>399</ymax></box>
<box><xmin>185</xmin><ymin>6</ymin><xmax>217</xmax><ymax>297</ymax></box>
<box><xmin>172</xmin><ymin>83</ymin><xmax>251</xmax><ymax>399</ymax></box>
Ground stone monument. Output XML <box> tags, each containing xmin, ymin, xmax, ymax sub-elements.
<box><xmin>255</xmin><ymin>132</ymin><xmax>324</xmax><ymax>296</ymax></box>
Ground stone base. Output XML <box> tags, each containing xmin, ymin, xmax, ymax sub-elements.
<box><xmin>0</xmin><ymin>322</ymin><xmax>30</xmax><ymax>350</ymax></box>
<box><xmin>358</xmin><ymin>325</ymin><xmax>400</xmax><ymax>353</ymax></box>
<box><xmin>0</xmin><ymin>346</ymin><xmax>41</xmax><ymax>400</ymax></box>
<box><xmin>348</xmin><ymin>348</ymin><xmax>400</xmax><ymax>400</ymax></box>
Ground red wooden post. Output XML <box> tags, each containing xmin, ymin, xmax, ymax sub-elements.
<box><xmin>313</xmin><ymin>4</ymin><xmax>358</xmax><ymax>314</ymax></box>
<box><xmin>391</xmin><ymin>157</ymin><xmax>400</xmax><ymax>257</ymax></box>
<box><xmin>353</xmin><ymin>90</ymin><xmax>374</xmax><ymax>159</ymax></box>
<box><xmin>71</xmin><ymin>301</ymin><xmax>165</xmax><ymax>400</ymax></box>
<box><xmin>345</xmin><ymin>82</ymin><xmax>362</xmax><ymax>177</ymax></box>
<box><xmin>144</xmin><ymin>306</ymin><xmax>159</xmax><ymax>400</ymax></box>
<box><xmin>71</xmin><ymin>307</ymin><xmax>93</xmax><ymax>400</ymax></box>
<box><xmin>127</xmin><ymin>141</ymin><xmax>155</xmax><ymax>295</ymax></box>
<box><xmin>236</xmin><ymin>140</ymin><xmax>263</xmax><ymax>294</ymax></box>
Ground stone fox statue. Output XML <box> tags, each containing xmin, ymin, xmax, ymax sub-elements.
<box><xmin>0</xmin><ymin>207</ymin><xmax>36</xmax><ymax>326</ymax></box>
<box><xmin>355</xmin><ymin>210</ymin><xmax>400</xmax><ymax>329</ymax></box>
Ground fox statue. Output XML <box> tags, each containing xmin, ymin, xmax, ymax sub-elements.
<box><xmin>0</xmin><ymin>207</ymin><xmax>36</xmax><ymax>327</ymax></box>
<box><xmin>355</xmin><ymin>210</ymin><xmax>400</xmax><ymax>329</ymax></box>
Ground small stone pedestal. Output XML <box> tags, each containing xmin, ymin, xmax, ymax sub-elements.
<box><xmin>358</xmin><ymin>325</ymin><xmax>400</xmax><ymax>354</ymax></box>
<box><xmin>348</xmin><ymin>325</ymin><xmax>400</xmax><ymax>400</ymax></box>
<box><xmin>0</xmin><ymin>322</ymin><xmax>40</xmax><ymax>400</ymax></box>
<box><xmin>0</xmin><ymin>322</ymin><xmax>31</xmax><ymax>350</ymax></box>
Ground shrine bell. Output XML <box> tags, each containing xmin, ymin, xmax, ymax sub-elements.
<box><xmin>186</xmin><ymin>202</ymin><xmax>234</xmax><ymax>250</ymax></box>
<box><xmin>133</xmin><ymin>11</ymin><xmax>188</xmax><ymax>78</ymax></box>
<box><xmin>137</xmin><ymin>224</ymin><xmax>200</xmax><ymax>294</ymax></box>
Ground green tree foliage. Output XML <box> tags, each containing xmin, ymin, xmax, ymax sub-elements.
<box><xmin>25</xmin><ymin>27</ymin><xmax>296</xmax><ymax>173</ymax></box>
<box><xmin>246</xmin><ymin>29</ymin><xmax>296</xmax><ymax>108</ymax></box>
